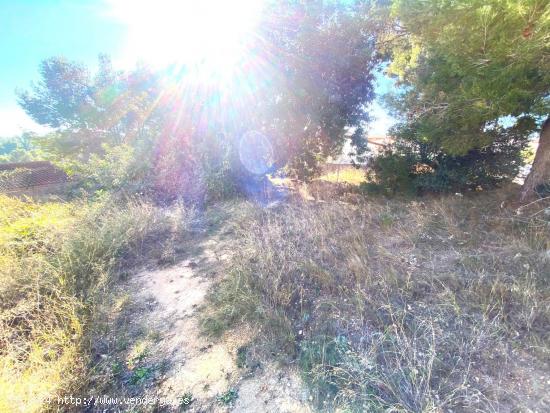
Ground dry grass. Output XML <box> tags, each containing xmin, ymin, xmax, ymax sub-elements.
<box><xmin>3</xmin><ymin>186</ymin><xmax>549</xmax><ymax>412</ymax></box>
<box><xmin>317</xmin><ymin>166</ymin><xmax>366</xmax><ymax>186</ymax></box>
<box><xmin>0</xmin><ymin>194</ymin><xmax>195</xmax><ymax>412</ymax></box>
<box><xmin>202</xmin><ymin>189</ymin><xmax>550</xmax><ymax>412</ymax></box>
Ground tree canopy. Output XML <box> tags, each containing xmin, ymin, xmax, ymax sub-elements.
<box><xmin>383</xmin><ymin>0</ymin><xmax>549</xmax><ymax>198</ymax></box>
<box><xmin>18</xmin><ymin>55</ymin><xmax>161</xmax><ymax>160</ymax></box>
<box><xmin>17</xmin><ymin>2</ymin><xmax>382</xmax><ymax>186</ymax></box>
<box><xmin>14</xmin><ymin>0</ymin><xmax>550</xmax><ymax>200</ymax></box>
<box><xmin>387</xmin><ymin>0</ymin><xmax>548</xmax><ymax>146</ymax></box>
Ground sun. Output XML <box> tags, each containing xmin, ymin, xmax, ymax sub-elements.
<box><xmin>106</xmin><ymin>0</ymin><xmax>264</xmax><ymax>72</ymax></box>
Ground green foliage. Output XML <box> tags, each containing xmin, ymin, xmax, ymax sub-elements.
<box><xmin>298</xmin><ymin>336</ymin><xmax>351</xmax><ymax>405</ymax></box>
<box><xmin>18</xmin><ymin>56</ymin><xmax>160</xmax><ymax>159</ymax></box>
<box><xmin>192</xmin><ymin>132</ymin><xmax>238</xmax><ymax>202</ymax></box>
<box><xmin>254</xmin><ymin>1</ymin><xmax>381</xmax><ymax>180</ymax></box>
<box><xmin>128</xmin><ymin>366</ymin><xmax>154</xmax><ymax>385</ymax></box>
<box><xmin>366</xmin><ymin>120</ymin><xmax>531</xmax><ymax>195</ymax></box>
<box><xmin>380</xmin><ymin>0</ymin><xmax>549</xmax><ymax>196</ymax></box>
<box><xmin>216</xmin><ymin>389</ymin><xmax>238</xmax><ymax>406</ymax></box>
<box><xmin>236</xmin><ymin>345</ymin><xmax>248</xmax><ymax>369</ymax></box>
<box><xmin>18</xmin><ymin>57</ymin><xmax>91</xmax><ymax>129</ymax></box>
<box><xmin>0</xmin><ymin>133</ymin><xmax>39</xmax><ymax>162</ymax></box>
<box><xmin>179</xmin><ymin>392</ymin><xmax>194</xmax><ymax>410</ymax></box>
<box><xmin>16</xmin><ymin>57</ymin><xmax>239</xmax><ymax>201</ymax></box>
<box><xmin>18</xmin><ymin>1</ymin><xmax>383</xmax><ymax>186</ymax></box>
<box><xmin>75</xmin><ymin>143</ymin><xmax>152</xmax><ymax>194</ymax></box>
<box><xmin>386</xmin><ymin>0</ymin><xmax>549</xmax><ymax>153</ymax></box>
<box><xmin>362</xmin><ymin>151</ymin><xmax>417</xmax><ymax>195</ymax></box>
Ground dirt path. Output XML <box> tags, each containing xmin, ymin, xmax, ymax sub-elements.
<box><xmin>101</xmin><ymin>208</ymin><xmax>311</xmax><ymax>412</ymax></box>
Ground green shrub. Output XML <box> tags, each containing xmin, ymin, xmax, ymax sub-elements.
<box><xmin>361</xmin><ymin>152</ymin><xmax>417</xmax><ymax>195</ymax></box>
<box><xmin>193</xmin><ymin>132</ymin><xmax>238</xmax><ymax>203</ymax></box>
<box><xmin>216</xmin><ymin>388</ymin><xmax>238</xmax><ymax>406</ymax></box>
<box><xmin>76</xmin><ymin>144</ymin><xmax>153</xmax><ymax>195</ymax></box>
<box><xmin>63</xmin><ymin>134</ymin><xmax>239</xmax><ymax>204</ymax></box>
<box><xmin>149</xmin><ymin>131</ymin><xmax>239</xmax><ymax>204</ymax></box>
<box><xmin>365</xmin><ymin>122</ymin><xmax>530</xmax><ymax>195</ymax></box>
<box><xmin>0</xmin><ymin>132</ymin><xmax>37</xmax><ymax>163</ymax></box>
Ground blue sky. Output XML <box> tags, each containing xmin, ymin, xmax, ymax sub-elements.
<box><xmin>0</xmin><ymin>0</ymin><xmax>125</xmax><ymax>135</ymax></box>
<box><xmin>0</xmin><ymin>0</ymin><xmax>395</xmax><ymax>137</ymax></box>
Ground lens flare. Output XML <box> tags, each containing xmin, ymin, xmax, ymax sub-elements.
<box><xmin>239</xmin><ymin>130</ymin><xmax>274</xmax><ymax>175</ymax></box>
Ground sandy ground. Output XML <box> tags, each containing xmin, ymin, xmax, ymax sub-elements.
<box><xmin>114</xmin><ymin>222</ymin><xmax>311</xmax><ymax>412</ymax></box>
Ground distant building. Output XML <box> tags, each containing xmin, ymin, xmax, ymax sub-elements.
<box><xmin>0</xmin><ymin>161</ymin><xmax>68</xmax><ymax>196</ymax></box>
<box><xmin>367</xmin><ymin>135</ymin><xmax>394</xmax><ymax>155</ymax></box>
<box><xmin>327</xmin><ymin>134</ymin><xmax>394</xmax><ymax>166</ymax></box>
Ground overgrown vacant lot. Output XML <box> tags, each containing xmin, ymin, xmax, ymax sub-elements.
<box><xmin>203</xmin><ymin>189</ymin><xmax>550</xmax><ymax>412</ymax></box>
<box><xmin>2</xmin><ymin>0</ymin><xmax>548</xmax><ymax>411</ymax></box>
<box><xmin>1</xmin><ymin>189</ymin><xmax>549</xmax><ymax>412</ymax></box>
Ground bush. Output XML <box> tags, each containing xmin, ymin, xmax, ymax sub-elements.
<box><xmin>193</xmin><ymin>132</ymin><xmax>239</xmax><ymax>203</ymax></box>
<box><xmin>365</xmin><ymin>122</ymin><xmax>530</xmax><ymax>195</ymax></box>
<box><xmin>361</xmin><ymin>152</ymin><xmax>416</xmax><ymax>196</ymax></box>
<box><xmin>0</xmin><ymin>133</ymin><xmax>37</xmax><ymax>163</ymax></box>
<box><xmin>148</xmin><ymin>131</ymin><xmax>240</xmax><ymax>204</ymax></box>
<box><xmin>67</xmin><ymin>134</ymin><xmax>239</xmax><ymax>204</ymax></box>
<box><xmin>75</xmin><ymin>143</ymin><xmax>153</xmax><ymax>195</ymax></box>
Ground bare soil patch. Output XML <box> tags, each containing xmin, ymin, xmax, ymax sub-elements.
<box><xmin>89</xmin><ymin>203</ymin><xmax>310</xmax><ymax>412</ymax></box>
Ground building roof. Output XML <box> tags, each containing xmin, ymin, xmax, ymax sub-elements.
<box><xmin>0</xmin><ymin>161</ymin><xmax>68</xmax><ymax>192</ymax></box>
<box><xmin>328</xmin><ymin>135</ymin><xmax>394</xmax><ymax>165</ymax></box>
<box><xmin>368</xmin><ymin>135</ymin><xmax>394</xmax><ymax>147</ymax></box>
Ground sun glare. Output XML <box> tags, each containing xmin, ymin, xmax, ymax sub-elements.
<box><xmin>106</xmin><ymin>0</ymin><xmax>264</xmax><ymax>72</ymax></box>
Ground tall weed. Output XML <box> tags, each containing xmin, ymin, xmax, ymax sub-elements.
<box><xmin>0</xmin><ymin>195</ymin><xmax>194</xmax><ymax>412</ymax></box>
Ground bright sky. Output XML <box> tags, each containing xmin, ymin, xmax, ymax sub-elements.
<box><xmin>0</xmin><ymin>0</ymin><xmax>395</xmax><ymax>138</ymax></box>
<box><xmin>0</xmin><ymin>1</ymin><xmax>123</xmax><ymax>136</ymax></box>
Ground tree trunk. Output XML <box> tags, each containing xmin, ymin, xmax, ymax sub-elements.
<box><xmin>519</xmin><ymin>116</ymin><xmax>550</xmax><ymax>202</ymax></box>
